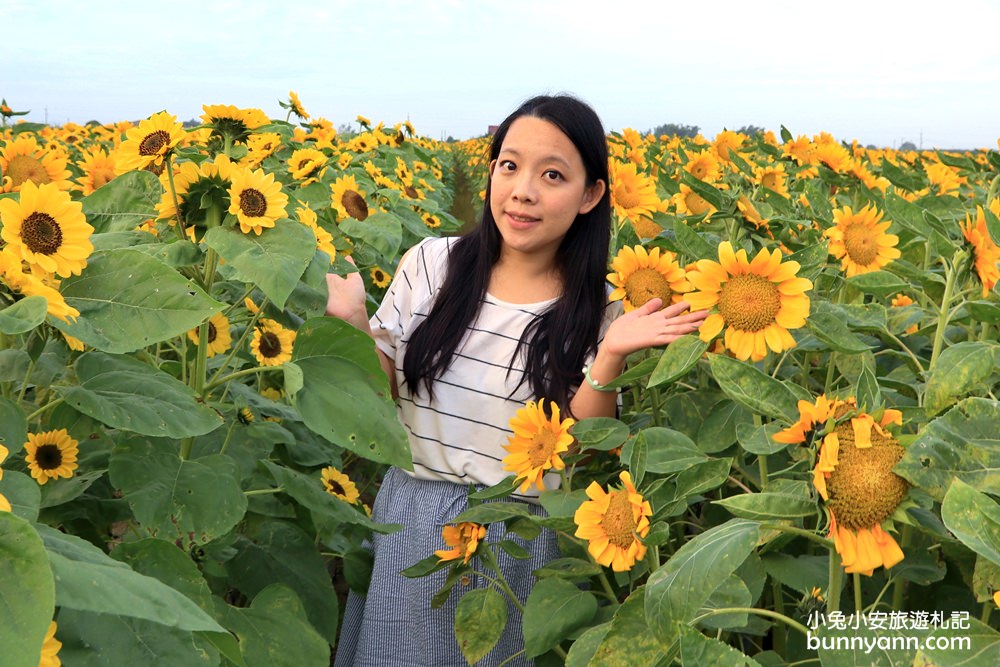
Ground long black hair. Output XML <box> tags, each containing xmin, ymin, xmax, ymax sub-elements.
<box><xmin>402</xmin><ymin>94</ymin><xmax>611</xmax><ymax>414</ymax></box>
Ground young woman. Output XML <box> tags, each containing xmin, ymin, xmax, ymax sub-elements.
<box><xmin>327</xmin><ymin>95</ymin><xmax>708</xmax><ymax>666</ymax></box>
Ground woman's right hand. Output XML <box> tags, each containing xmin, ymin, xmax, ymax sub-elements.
<box><xmin>325</xmin><ymin>257</ymin><xmax>370</xmax><ymax>331</ymax></box>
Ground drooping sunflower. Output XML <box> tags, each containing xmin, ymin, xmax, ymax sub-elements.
<box><xmin>782</xmin><ymin>135</ymin><xmax>815</xmax><ymax>166</ymax></box>
<box><xmin>156</xmin><ymin>154</ymin><xmax>235</xmax><ymax>226</ymax></box>
<box><xmin>686</xmin><ymin>241</ymin><xmax>813</xmax><ymax>362</ymax></box>
<box><xmin>573</xmin><ymin>471</ymin><xmax>652</xmax><ymax>572</ymax></box>
<box><xmin>201</xmin><ymin>104</ymin><xmax>269</xmax><ymax>144</ymax></box>
<box><xmin>609</xmin><ymin>160</ymin><xmax>661</xmax><ymax>238</ymax></box>
<box><xmin>295</xmin><ymin>206</ymin><xmax>336</xmax><ymax>261</ymax></box>
<box><xmin>0</xmin><ymin>135</ymin><xmax>72</xmax><ymax>193</ymax></box>
<box><xmin>671</xmin><ymin>183</ymin><xmax>716</xmax><ymax>219</ymax></box>
<box><xmin>370</xmin><ymin>266</ymin><xmax>391</xmax><ymax>288</ymax></box>
<box><xmin>813</xmin><ymin>402</ymin><xmax>907</xmax><ymax>575</ymax></box>
<box><xmin>287</xmin><ymin>147</ymin><xmax>328</xmax><ymax>185</ymax></box>
<box><xmin>115</xmin><ymin>111</ymin><xmax>186</xmax><ymax>174</ymax></box>
<box><xmin>186</xmin><ymin>312</ymin><xmax>232</xmax><ymax>358</ymax></box>
<box><xmin>24</xmin><ymin>429</ymin><xmax>79</xmax><ymax>485</ymax></box>
<box><xmin>0</xmin><ymin>252</ymin><xmax>80</xmax><ymax>322</ymax></box>
<box><xmin>250</xmin><ymin>319</ymin><xmax>295</xmax><ymax>367</ymax></box>
<box><xmin>825</xmin><ymin>205</ymin><xmax>901</xmax><ymax>277</ymax></box>
<box><xmin>435</xmin><ymin>522</ymin><xmax>487</xmax><ymax>564</ymax></box>
<box><xmin>286</xmin><ymin>90</ymin><xmax>310</xmax><ymax>120</ymax></box>
<box><xmin>321</xmin><ymin>466</ymin><xmax>360</xmax><ymax>504</ymax></box>
<box><xmin>961</xmin><ymin>205</ymin><xmax>1000</xmax><ymax>296</ymax></box>
<box><xmin>772</xmin><ymin>394</ymin><xmax>845</xmax><ymax>446</ymax></box>
<box><xmin>74</xmin><ymin>145</ymin><xmax>117</xmax><ymax>195</ymax></box>
<box><xmin>607</xmin><ymin>245</ymin><xmax>691</xmax><ymax>312</ymax></box>
<box><xmin>925</xmin><ymin>161</ymin><xmax>963</xmax><ymax>195</ymax></box>
<box><xmin>330</xmin><ymin>174</ymin><xmax>370</xmax><ymax>221</ymax></box>
<box><xmin>736</xmin><ymin>195</ymin><xmax>770</xmax><ymax>234</ymax></box>
<box><xmin>0</xmin><ymin>181</ymin><xmax>94</xmax><ymax>278</ymax></box>
<box><xmin>502</xmin><ymin>399</ymin><xmax>575</xmax><ymax>493</ymax></box>
<box><xmin>228</xmin><ymin>167</ymin><xmax>289</xmax><ymax>235</ymax></box>
<box><xmin>38</xmin><ymin>620</ymin><xmax>62</xmax><ymax>667</ymax></box>
<box><xmin>754</xmin><ymin>162</ymin><xmax>789</xmax><ymax>197</ymax></box>
<box><xmin>242</xmin><ymin>132</ymin><xmax>283</xmax><ymax>168</ymax></box>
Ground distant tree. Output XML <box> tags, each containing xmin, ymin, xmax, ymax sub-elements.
<box><xmin>736</xmin><ymin>125</ymin><xmax>766</xmax><ymax>137</ymax></box>
<box><xmin>650</xmin><ymin>122</ymin><xmax>700</xmax><ymax>138</ymax></box>
<box><xmin>182</xmin><ymin>118</ymin><xmax>201</xmax><ymax>128</ymax></box>
<box><xmin>899</xmin><ymin>141</ymin><xmax>917</xmax><ymax>151</ymax></box>
<box><xmin>866</xmin><ymin>144</ymin><xmax>877</xmax><ymax>150</ymax></box>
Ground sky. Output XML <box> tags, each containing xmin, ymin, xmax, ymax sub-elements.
<box><xmin>4</xmin><ymin>0</ymin><xmax>1000</xmax><ymax>150</ymax></box>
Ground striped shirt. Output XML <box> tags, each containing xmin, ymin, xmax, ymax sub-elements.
<box><xmin>371</xmin><ymin>236</ymin><xmax>617</xmax><ymax>500</ymax></box>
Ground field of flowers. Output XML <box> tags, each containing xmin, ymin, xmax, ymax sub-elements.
<box><xmin>1</xmin><ymin>93</ymin><xmax>999</xmax><ymax>666</ymax></box>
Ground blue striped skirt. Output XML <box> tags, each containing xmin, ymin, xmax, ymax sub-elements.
<box><xmin>334</xmin><ymin>467</ymin><xmax>560</xmax><ymax>667</ymax></box>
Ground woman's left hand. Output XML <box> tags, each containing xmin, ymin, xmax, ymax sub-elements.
<box><xmin>602</xmin><ymin>298</ymin><xmax>710</xmax><ymax>359</ymax></box>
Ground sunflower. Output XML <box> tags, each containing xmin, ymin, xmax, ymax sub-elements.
<box><xmin>686</xmin><ymin>241</ymin><xmax>812</xmax><ymax>362</ymax></box>
<box><xmin>813</xmin><ymin>402</ymin><xmax>907</xmax><ymax>575</ymax></box>
<box><xmin>961</xmin><ymin>206</ymin><xmax>1000</xmax><ymax>297</ymax></box>
<box><xmin>421</xmin><ymin>212</ymin><xmax>441</xmax><ymax>229</ymax></box>
<box><xmin>609</xmin><ymin>160</ymin><xmax>660</xmax><ymax>238</ymax></box>
<box><xmin>0</xmin><ymin>135</ymin><xmax>72</xmax><ymax>193</ymax></box>
<box><xmin>24</xmin><ymin>429</ymin><xmax>79</xmax><ymax>485</ymax></box>
<box><xmin>1</xmin><ymin>260</ymin><xmax>80</xmax><ymax>323</ymax></box>
<box><xmin>287</xmin><ymin>147</ymin><xmax>328</xmax><ymax>184</ymax></box>
<box><xmin>201</xmin><ymin>104</ymin><xmax>269</xmax><ymax>144</ymax></box>
<box><xmin>573</xmin><ymin>471</ymin><xmax>652</xmax><ymax>572</ymax></box>
<box><xmin>607</xmin><ymin>245</ymin><xmax>691</xmax><ymax>312</ymax></box>
<box><xmin>736</xmin><ymin>195</ymin><xmax>770</xmax><ymax>233</ymax></box>
<box><xmin>754</xmin><ymin>162</ymin><xmax>789</xmax><ymax>197</ymax></box>
<box><xmin>286</xmin><ymin>90</ymin><xmax>310</xmax><ymax>120</ymax></box>
<box><xmin>321</xmin><ymin>466</ymin><xmax>360</xmax><ymax>504</ymax></box>
<box><xmin>825</xmin><ymin>205</ymin><xmax>901</xmax><ymax>277</ymax></box>
<box><xmin>227</xmin><ymin>167</ymin><xmax>288</xmax><ymax>235</ymax></box>
<box><xmin>346</xmin><ymin>132</ymin><xmax>376</xmax><ymax>154</ymax></box>
<box><xmin>782</xmin><ymin>135</ymin><xmax>815</xmax><ymax>166</ymax></box>
<box><xmin>435</xmin><ymin>522</ymin><xmax>487</xmax><ymax>564</ymax></box>
<box><xmin>62</xmin><ymin>331</ymin><xmax>85</xmax><ymax>351</ymax></box>
<box><xmin>370</xmin><ymin>266</ymin><xmax>391</xmax><ymax>288</ymax></box>
<box><xmin>0</xmin><ymin>181</ymin><xmax>94</xmax><ymax>278</ymax></box>
<box><xmin>713</xmin><ymin>130</ymin><xmax>746</xmax><ymax>163</ymax></box>
<box><xmin>115</xmin><ymin>111</ymin><xmax>186</xmax><ymax>174</ymax></box>
<box><xmin>0</xmin><ymin>443</ymin><xmax>9</xmax><ymax>512</ymax></box>
<box><xmin>295</xmin><ymin>206</ymin><xmax>336</xmax><ymax>261</ymax></box>
<box><xmin>683</xmin><ymin>149</ymin><xmax>722</xmax><ymax>182</ymax></box>
<box><xmin>156</xmin><ymin>154</ymin><xmax>235</xmax><ymax>226</ymax></box>
<box><xmin>186</xmin><ymin>312</ymin><xmax>232</xmax><ymax>357</ymax></box>
<box><xmin>850</xmin><ymin>162</ymin><xmax>891</xmax><ymax>193</ymax></box>
<box><xmin>890</xmin><ymin>294</ymin><xmax>919</xmax><ymax>334</ymax></box>
<box><xmin>812</xmin><ymin>141</ymin><xmax>853</xmax><ymax>174</ymax></box>
<box><xmin>773</xmin><ymin>394</ymin><xmax>846</xmax><ymax>446</ymax></box>
<box><xmin>925</xmin><ymin>161</ymin><xmax>963</xmax><ymax>195</ymax></box>
<box><xmin>501</xmin><ymin>399</ymin><xmax>575</xmax><ymax>493</ymax></box>
<box><xmin>250</xmin><ymin>319</ymin><xmax>295</xmax><ymax>366</ymax></box>
<box><xmin>671</xmin><ymin>184</ymin><xmax>716</xmax><ymax>219</ymax></box>
<box><xmin>242</xmin><ymin>132</ymin><xmax>283</xmax><ymax>168</ymax></box>
<box><xmin>74</xmin><ymin>146</ymin><xmax>117</xmax><ymax>195</ymax></box>
<box><xmin>330</xmin><ymin>174</ymin><xmax>370</xmax><ymax>221</ymax></box>
<box><xmin>37</xmin><ymin>619</ymin><xmax>62</xmax><ymax>667</ymax></box>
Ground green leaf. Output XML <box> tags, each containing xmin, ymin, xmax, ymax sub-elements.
<box><xmin>58</xmin><ymin>352</ymin><xmax>222</xmax><ymax>438</ymax></box>
<box><xmin>647</xmin><ymin>334</ymin><xmax>709</xmax><ymax>388</ymax></box>
<box><xmin>339</xmin><ymin>211</ymin><xmax>402</xmax><ymax>259</ymax></box>
<box><xmin>924</xmin><ymin>342</ymin><xmax>997</xmax><ymax>415</ymax></box>
<box><xmin>678</xmin><ymin>623</ymin><xmax>762</xmax><ymax>666</ymax></box>
<box><xmin>941</xmin><ymin>478</ymin><xmax>1000</xmax><ymax>566</ymax></box>
<box><xmin>879</xmin><ymin>160</ymin><xmax>925</xmax><ymax>194</ymax></box>
<box><xmin>220</xmin><ymin>584</ymin><xmax>329</xmax><ymax>667</ymax></box>
<box><xmin>52</xmin><ymin>249</ymin><xmax>224</xmax><ymax>354</ymax></box>
<box><xmin>815</xmin><ymin>621</ymin><xmax>921</xmax><ymax>666</ymax></box>
<box><xmin>847</xmin><ymin>270</ymin><xmax>911</xmax><ymax>298</ymax></box>
<box><xmin>0</xmin><ymin>471</ymin><xmax>41</xmax><ymax>521</ymax></box>
<box><xmin>203</xmin><ymin>221</ymin><xmax>315</xmax><ymax>309</ymax></box>
<box><xmin>454</xmin><ymin>588</ymin><xmax>507</xmax><ymax>665</ymax></box>
<box><xmin>761</xmin><ymin>553</ymin><xmax>830</xmax><ymax>595</ymax></box>
<box><xmin>452</xmin><ymin>502</ymin><xmax>533</xmax><ymax>525</ymax></box>
<box><xmin>0</xmin><ymin>296</ymin><xmax>47</xmax><ymax>334</ymax></box>
<box><xmin>82</xmin><ymin>171</ymin><xmax>163</xmax><ymax>233</ymax></box>
<box><xmin>590</xmin><ymin>589</ymin><xmax>668</xmax><ymax>667</ymax></box>
<box><xmin>538</xmin><ymin>489</ymin><xmax>588</xmax><ymax>517</ymax></box>
<box><xmin>672</xmin><ymin>217</ymin><xmax>717</xmax><ymax>260</ymax></box>
<box><xmin>565</xmin><ymin>623</ymin><xmax>611</xmax><ymax>667</ymax></box>
<box><xmin>291</xmin><ymin>317</ymin><xmax>410</xmax><ymax>468</ymax></box>
<box><xmin>807</xmin><ymin>302</ymin><xmax>871</xmax><ymax>353</ymax></box>
<box><xmin>36</xmin><ymin>525</ymin><xmax>225</xmax><ymax>632</ymax></box>
<box><xmin>110</xmin><ymin>538</ymin><xmax>215</xmax><ymax>611</ymax></box>
<box><xmin>0</xmin><ymin>396</ymin><xmax>27</xmax><ymax>454</ymax></box>
<box><xmin>226</xmin><ymin>521</ymin><xmax>340</xmax><ymax>645</ymax></box>
<box><xmin>532</xmin><ymin>557</ymin><xmax>603</xmax><ymax>581</ymax></box>
<box><xmin>629</xmin><ymin>430</ymin><xmax>648</xmax><ymax>486</ymax></box>
<box><xmin>854</xmin><ymin>363</ymin><xmax>882</xmax><ymax>412</ymax></box>
<box><xmin>0</xmin><ymin>513</ymin><xmax>55</xmax><ymax>667</ymax></box>
<box><xmin>697</xmin><ymin>399</ymin><xmax>752</xmax><ymax>453</ymax></box>
<box><xmin>523</xmin><ymin>578</ymin><xmax>598</xmax><ymax>658</ymax></box>
<box><xmin>109</xmin><ymin>437</ymin><xmax>247</xmax><ymax>545</ymax></box>
<box><xmin>570</xmin><ymin>418</ymin><xmax>629</xmax><ymax>452</ymax></box>
<box><xmin>679</xmin><ymin>170</ymin><xmax>732</xmax><ymax>212</ymax></box>
<box><xmin>707</xmin><ymin>354</ymin><xmax>799</xmax><ymax>422</ymax></box>
<box><xmin>919</xmin><ymin>619</ymin><xmax>1000</xmax><ymax>666</ymax></box>
<box><xmin>895</xmin><ymin>398</ymin><xmax>1000</xmax><ymax>500</ymax></box>
<box><xmin>645</xmin><ymin>519</ymin><xmax>759</xmax><ymax>645</ymax></box>
<box><xmin>735</xmin><ymin>422</ymin><xmax>788</xmax><ymax>455</ymax></box>
<box><xmin>622</xmin><ymin>427</ymin><xmax>708</xmax><ymax>474</ymax></box>
<box><xmin>967</xmin><ymin>301</ymin><xmax>1000</xmax><ymax>324</ymax></box>
<box><xmin>714</xmin><ymin>492</ymin><xmax>816</xmax><ymax>521</ymax></box>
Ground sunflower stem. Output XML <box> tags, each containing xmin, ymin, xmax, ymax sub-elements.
<box><xmin>760</xmin><ymin>523</ymin><xmax>833</xmax><ymax>548</ymax></box>
<box><xmin>165</xmin><ymin>154</ymin><xmax>187</xmax><ymax>239</ymax></box>
<box><xmin>218</xmin><ymin>419</ymin><xmax>238</xmax><ymax>456</ymax></box>
<box><xmin>597</xmin><ymin>569</ymin><xmax>619</xmax><ymax>606</ymax></box>
<box><xmin>981</xmin><ymin>601</ymin><xmax>993</xmax><ymax>625</ymax></box>
<box><xmin>244</xmin><ymin>486</ymin><xmax>285</xmax><ymax>496</ymax></box>
<box><xmin>649</xmin><ymin>386</ymin><xmax>663</xmax><ymax>427</ymax></box>
<box><xmin>476</xmin><ymin>547</ymin><xmax>526</xmax><ymax>614</ymax></box>
<box><xmin>827</xmin><ymin>550</ymin><xmax>843</xmax><ymax>613</ymax></box>
<box><xmin>179</xmin><ymin>436</ymin><xmax>193</xmax><ymax>460</ymax></box>
<box><xmin>853</xmin><ymin>572</ymin><xmax>863</xmax><ymax>613</ymax></box>
<box><xmin>986</xmin><ymin>173</ymin><xmax>1000</xmax><ymax>208</ymax></box>
<box><xmin>928</xmin><ymin>258</ymin><xmax>960</xmax><ymax>371</ymax></box>
<box><xmin>689</xmin><ymin>607</ymin><xmax>811</xmax><ymax>637</ymax></box>
<box><xmin>204</xmin><ymin>365</ymin><xmax>278</xmax><ymax>393</ymax></box>
<box><xmin>890</xmin><ymin>523</ymin><xmax>912</xmax><ymax>610</ymax></box>
<box><xmin>16</xmin><ymin>354</ymin><xmax>37</xmax><ymax>406</ymax></box>
<box><xmin>207</xmin><ymin>298</ymin><xmax>268</xmax><ymax>389</ymax></box>
<box><xmin>26</xmin><ymin>397</ymin><xmax>64</xmax><ymax>424</ymax></box>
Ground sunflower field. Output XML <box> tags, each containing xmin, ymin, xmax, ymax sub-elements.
<box><xmin>1</xmin><ymin>94</ymin><xmax>999</xmax><ymax>666</ymax></box>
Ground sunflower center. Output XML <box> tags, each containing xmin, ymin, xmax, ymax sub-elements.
<box><xmin>342</xmin><ymin>190</ymin><xmax>369</xmax><ymax>220</ymax></box>
<box><xmin>7</xmin><ymin>154</ymin><xmax>49</xmax><ymax>187</ymax></box>
<box><xmin>35</xmin><ymin>444</ymin><xmax>63</xmax><ymax>470</ymax></box>
<box><xmin>404</xmin><ymin>185</ymin><xmax>418</xmax><ymax>199</ymax></box>
<box><xmin>601</xmin><ymin>490</ymin><xmax>637</xmax><ymax>550</ymax></box>
<box><xmin>326</xmin><ymin>480</ymin><xmax>346</xmax><ymax>496</ymax></box>
<box><xmin>91</xmin><ymin>167</ymin><xmax>114</xmax><ymax>190</ymax></box>
<box><xmin>527</xmin><ymin>430</ymin><xmax>559</xmax><ymax>467</ymax></box>
<box><xmin>717</xmin><ymin>273</ymin><xmax>781</xmax><ymax>332</ymax></box>
<box><xmin>239</xmin><ymin>188</ymin><xmax>268</xmax><ymax>217</ymax></box>
<box><xmin>761</xmin><ymin>173</ymin><xmax>779</xmax><ymax>190</ymax></box>
<box><xmin>207</xmin><ymin>321</ymin><xmax>217</xmax><ymax>343</ymax></box>
<box><xmin>690</xmin><ymin>163</ymin><xmax>708</xmax><ymax>179</ymax></box>
<box><xmin>624</xmin><ymin>268</ymin><xmax>672</xmax><ymax>309</ymax></box>
<box><xmin>826</xmin><ymin>431</ymin><xmax>908</xmax><ymax>531</ymax></box>
<box><xmin>259</xmin><ymin>331</ymin><xmax>282</xmax><ymax>358</ymax></box>
<box><xmin>21</xmin><ymin>212</ymin><xmax>64</xmax><ymax>255</ymax></box>
<box><xmin>615</xmin><ymin>184</ymin><xmax>641</xmax><ymax>210</ymax></box>
<box><xmin>685</xmin><ymin>191</ymin><xmax>712</xmax><ymax>215</ymax></box>
<box><xmin>139</xmin><ymin>130</ymin><xmax>171</xmax><ymax>156</ymax></box>
<box><xmin>843</xmin><ymin>223</ymin><xmax>879</xmax><ymax>266</ymax></box>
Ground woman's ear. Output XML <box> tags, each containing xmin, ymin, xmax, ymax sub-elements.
<box><xmin>488</xmin><ymin>159</ymin><xmax>497</xmax><ymax>178</ymax></box>
<box><xmin>578</xmin><ymin>179</ymin><xmax>607</xmax><ymax>215</ymax></box>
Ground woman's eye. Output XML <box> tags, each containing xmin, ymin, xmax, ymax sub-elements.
<box><xmin>498</xmin><ymin>160</ymin><xmax>516</xmax><ymax>171</ymax></box>
<box><xmin>544</xmin><ymin>170</ymin><xmax>563</xmax><ymax>181</ymax></box>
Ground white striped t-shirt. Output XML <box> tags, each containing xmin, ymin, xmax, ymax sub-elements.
<box><xmin>370</xmin><ymin>236</ymin><xmax>617</xmax><ymax>500</ymax></box>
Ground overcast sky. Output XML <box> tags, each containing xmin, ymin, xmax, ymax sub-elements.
<box><xmin>5</xmin><ymin>0</ymin><xmax>999</xmax><ymax>149</ymax></box>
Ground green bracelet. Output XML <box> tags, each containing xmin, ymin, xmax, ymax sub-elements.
<box><xmin>583</xmin><ymin>365</ymin><xmax>618</xmax><ymax>393</ymax></box>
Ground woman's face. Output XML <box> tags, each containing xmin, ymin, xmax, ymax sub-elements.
<box><xmin>489</xmin><ymin>116</ymin><xmax>605</xmax><ymax>263</ymax></box>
